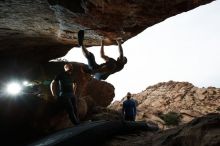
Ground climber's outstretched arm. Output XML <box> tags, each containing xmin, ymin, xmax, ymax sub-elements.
<box><xmin>116</xmin><ymin>39</ymin><xmax>124</xmax><ymax>59</ymax></box>
<box><xmin>100</xmin><ymin>40</ymin><xmax>110</xmax><ymax>61</ymax></box>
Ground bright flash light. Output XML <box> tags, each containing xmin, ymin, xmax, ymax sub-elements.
<box><xmin>6</xmin><ymin>82</ymin><xmax>22</xmax><ymax>95</ymax></box>
<box><xmin>23</xmin><ymin>81</ymin><xmax>29</xmax><ymax>86</ymax></box>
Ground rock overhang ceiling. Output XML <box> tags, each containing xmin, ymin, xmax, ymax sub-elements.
<box><xmin>0</xmin><ymin>0</ymin><xmax>214</xmax><ymax>62</ymax></box>
<box><xmin>0</xmin><ymin>2</ymin><xmax>218</xmax><ymax>144</ymax></box>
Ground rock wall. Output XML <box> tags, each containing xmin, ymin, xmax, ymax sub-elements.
<box><xmin>110</xmin><ymin>81</ymin><xmax>220</xmax><ymax>128</ymax></box>
<box><xmin>153</xmin><ymin>113</ymin><xmax>220</xmax><ymax>146</ymax></box>
<box><xmin>0</xmin><ymin>0</ymin><xmax>217</xmax><ymax>145</ymax></box>
<box><xmin>0</xmin><ymin>62</ymin><xmax>115</xmax><ymax>145</ymax></box>
<box><xmin>0</xmin><ymin>0</ymin><xmax>214</xmax><ymax>62</ymax></box>
<box><xmin>104</xmin><ymin>113</ymin><xmax>220</xmax><ymax>146</ymax></box>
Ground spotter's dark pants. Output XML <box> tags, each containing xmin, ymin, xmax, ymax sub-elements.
<box><xmin>58</xmin><ymin>93</ymin><xmax>79</xmax><ymax>125</ymax></box>
<box><xmin>124</xmin><ymin>115</ymin><xmax>135</xmax><ymax>121</ymax></box>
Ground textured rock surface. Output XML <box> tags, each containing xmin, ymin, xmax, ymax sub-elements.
<box><xmin>153</xmin><ymin>113</ymin><xmax>220</xmax><ymax>146</ymax></box>
<box><xmin>0</xmin><ymin>0</ymin><xmax>214</xmax><ymax>62</ymax></box>
<box><xmin>104</xmin><ymin>113</ymin><xmax>220</xmax><ymax>146</ymax></box>
<box><xmin>110</xmin><ymin>81</ymin><xmax>220</xmax><ymax>129</ymax></box>
<box><xmin>0</xmin><ymin>0</ymin><xmax>218</xmax><ymax>145</ymax></box>
<box><xmin>0</xmin><ymin>62</ymin><xmax>115</xmax><ymax>145</ymax></box>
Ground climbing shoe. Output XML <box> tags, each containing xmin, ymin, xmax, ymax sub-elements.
<box><xmin>78</xmin><ymin>30</ymin><xmax>84</xmax><ymax>46</ymax></box>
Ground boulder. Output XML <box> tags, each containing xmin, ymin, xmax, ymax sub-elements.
<box><xmin>0</xmin><ymin>0</ymin><xmax>214</xmax><ymax>63</ymax></box>
<box><xmin>110</xmin><ymin>81</ymin><xmax>220</xmax><ymax>128</ymax></box>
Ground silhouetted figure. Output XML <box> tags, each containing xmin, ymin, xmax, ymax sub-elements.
<box><xmin>122</xmin><ymin>92</ymin><xmax>136</xmax><ymax>121</ymax></box>
<box><xmin>78</xmin><ymin>30</ymin><xmax>127</xmax><ymax>80</ymax></box>
<box><xmin>50</xmin><ymin>63</ymin><xmax>80</xmax><ymax>125</ymax></box>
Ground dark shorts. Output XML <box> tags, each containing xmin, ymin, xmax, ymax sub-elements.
<box><xmin>99</xmin><ymin>58</ymin><xmax>116</xmax><ymax>71</ymax></box>
<box><xmin>85</xmin><ymin>52</ymin><xmax>117</xmax><ymax>80</ymax></box>
<box><xmin>94</xmin><ymin>72</ymin><xmax>111</xmax><ymax>80</ymax></box>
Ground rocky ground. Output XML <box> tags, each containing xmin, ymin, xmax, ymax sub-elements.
<box><xmin>104</xmin><ymin>81</ymin><xmax>220</xmax><ymax>146</ymax></box>
<box><xmin>1</xmin><ymin>80</ymin><xmax>219</xmax><ymax>146</ymax></box>
<box><xmin>104</xmin><ymin>113</ymin><xmax>220</xmax><ymax>146</ymax></box>
<box><xmin>1</xmin><ymin>1</ymin><xmax>218</xmax><ymax>145</ymax></box>
<box><xmin>109</xmin><ymin>81</ymin><xmax>220</xmax><ymax>129</ymax></box>
<box><xmin>64</xmin><ymin>80</ymin><xmax>220</xmax><ymax>146</ymax></box>
<box><xmin>0</xmin><ymin>62</ymin><xmax>116</xmax><ymax>146</ymax></box>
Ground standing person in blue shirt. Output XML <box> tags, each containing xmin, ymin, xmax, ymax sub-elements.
<box><xmin>50</xmin><ymin>63</ymin><xmax>80</xmax><ymax>125</ymax></box>
<box><xmin>122</xmin><ymin>92</ymin><xmax>137</xmax><ymax>121</ymax></box>
<box><xmin>78</xmin><ymin>30</ymin><xmax>127</xmax><ymax>80</ymax></box>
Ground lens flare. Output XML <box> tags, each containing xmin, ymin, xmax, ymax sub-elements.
<box><xmin>22</xmin><ymin>81</ymin><xmax>29</xmax><ymax>86</ymax></box>
<box><xmin>6</xmin><ymin>82</ymin><xmax>22</xmax><ymax>95</ymax></box>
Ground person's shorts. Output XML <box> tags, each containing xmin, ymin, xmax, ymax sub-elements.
<box><xmin>94</xmin><ymin>72</ymin><xmax>110</xmax><ymax>80</ymax></box>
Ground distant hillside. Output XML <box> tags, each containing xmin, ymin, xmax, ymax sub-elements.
<box><xmin>110</xmin><ymin>81</ymin><xmax>220</xmax><ymax>129</ymax></box>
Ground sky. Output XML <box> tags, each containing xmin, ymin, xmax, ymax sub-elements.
<box><xmin>61</xmin><ymin>1</ymin><xmax>220</xmax><ymax>101</ymax></box>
